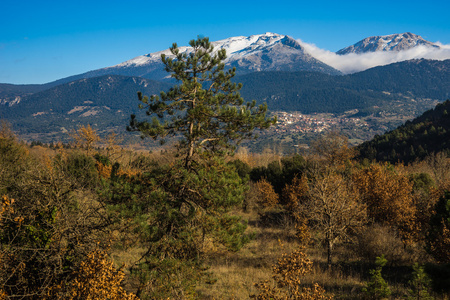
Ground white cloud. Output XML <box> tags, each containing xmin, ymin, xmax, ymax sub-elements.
<box><xmin>298</xmin><ymin>39</ymin><xmax>450</xmax><ymax>74</ymax></box>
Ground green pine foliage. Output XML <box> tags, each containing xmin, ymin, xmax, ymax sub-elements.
<box><xmin>121</xmin><ymin>36</ymin><xmax>275</xmax><ymax>298</ymax></box>
<box><xmin>358</xmin><ymin>100</ymin><xmax>450</xmax><ymax>164</ymax></box>
<box><xmin>426</xmin><ymin>191</ymin><xmax>450</xmax><ymax>263</ymax></box>
<box><xmin>250</xmin><ymin>154</ymin><xmax>308</xmax><ymax>198</ymax></box>
<box><xmin>363</xmin><ymin>255</ymin><xmax>392</xmax><ymax>300</ymax></box>
<box><xmin>406</xmin><ymin>263</ymin><xmax>434</xmax><ymax>300</ymax></box>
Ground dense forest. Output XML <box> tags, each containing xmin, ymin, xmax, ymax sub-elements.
<box><xmin>358</xmin><ymin>99</ymin><xmax>450</xmax><ymax>164</ymax></box>
<box><xmin>1</xmin><ymin>37</ymin><xmax>450</xmax><ymax>299</ymax></box>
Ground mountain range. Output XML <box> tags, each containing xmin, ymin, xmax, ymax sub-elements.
<box><xmin>0</xmin><ymin>32</ymin><xmax>449</xmax><ymax>143</ymax></box>
<box><xmin>336</xmin><ymin>32</ymin><xmax>440</xmax><ymax>55</ymax></box>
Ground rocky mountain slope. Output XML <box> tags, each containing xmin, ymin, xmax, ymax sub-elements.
<box><xmin>337</xmin><ymin>32</ymin><xmax>440</xmax><ymax>55</ymax></box>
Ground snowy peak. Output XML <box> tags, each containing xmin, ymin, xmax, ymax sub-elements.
<box><xmin>212</xmin><ymin>32</ymin><xmax>288</xmax><ymax>59</ymax></box>
<box><xmin>337</xmin><ymin>32</ymin><xmax>440</xmax><ymax>55</ymax></box>
<box><xmin>104</xmin><ymin>33</ymin><xmax>341</xmax><ymax>78</ymax></box>
<box><xmin>114</xmin><ymin>33</ymin><xmax>288</xmax><ymax>67</ymax></box>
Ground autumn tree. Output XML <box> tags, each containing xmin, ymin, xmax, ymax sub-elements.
<box><xmin>286</xmin><ymin>169</ymin><xmax>367</xmax><ymax>268</ymax></box>
<box><xmin>123</xmin><ymin>36</ymin><xmax>275</xmax><ymax>298</ymax></box>
<box><xmin>70</xmin><ymin>124</ymin><xmax>100</xmax><ymax>155</ymax></box>
<box><xmin>310</xmin><ymin>131</ymin><xmax>355</xmax><ymax>168</ymax></box>
<box><xmin>424</xmin><ymin>152</ymin><xmax>450</xmax><ymax>188</ymax></box>
<box><xmin>254</xmin><ymin>178</ymin><xmax>279</xmax><ymax>209</ymax></box>
<box><xmin>62</xmin><ymin>248</ymin><xmax>138</xmax><ymax>300</ymax></box>
<box><xmin>353</xmin><ymin>163</ymin><xmax>418</xmax><ymax>242</ymax></box>
<box><xmin>0</xmin><ymin>131</ymin><xmax>108</xmax><ymax>298</ymax></box>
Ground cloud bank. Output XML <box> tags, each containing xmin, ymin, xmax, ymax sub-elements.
<box><xmin>298</xmin><ymin>40</ymin><xmax>450</xmax><ymax>74</ymax></box>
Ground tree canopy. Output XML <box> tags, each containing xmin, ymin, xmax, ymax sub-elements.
<box><xmin>129</xmin><ymin>36</ymin><xmax>275</xmax><ymax>168</ymax></box>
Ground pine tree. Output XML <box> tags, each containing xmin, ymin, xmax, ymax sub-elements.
<box><xmin>406</xmin><ymin>263</ymin><xmax>434</xmax><ymax>300</ymax></box>
<box><xmin>129</xmin><ymin>36</ymin><xmax>275</xmax><ymax>167</ymax></box>
<box><xmin>363</xmin><ymin>255</ymin><xmax>391</xmax><ymax>300</ymax></box>
<box><xmin>126</xmin><ymin>36</ymin><xmax>275</xmax><ymax>298</ymax></box>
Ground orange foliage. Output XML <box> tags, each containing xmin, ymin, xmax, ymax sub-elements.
<box><xmin>70</xmin><ymin>125</ymin><xmax>100</xmax><ymax>155</ymax></box>
<box><xmin>62</xmin><ymin>248</ymin><xmax>138</xmax><ymax>300</ymax></box>
<box><xmin>310</xmin><ymin>131</ymin><xmax>355</xmax><ymax>168</ymax></box>
<box><xmin>0</xmin><ymin>289</ymin><xmax>6</xmax><ymax>300</ymax></box>
<box><xmin>96</xmin><ymin>162</ymin><xmax>112</xmax><ymax>179</ymax></box>
<box><xmin>0</xmin><ymin>195</ymin><xmax>15</xmax><ymax>223</ymax></box>
<box><xmin>283</xmin><ymin>176</ymin><xmax>309</xmax><ymax>215</ymax></box>
<box><xmin>252</xmin><ymin>249</ymin><xmax>332</xmax><ymax>299</ymax></box>
<box><xmin>353</xmin><ymin>164</ymin><xmax>418</xmax><ymax>242</ymax></box>
<box><xmin>255</xmin><ymin>178</ymin><xmax>279</xmax><ymax>209</ymax></box>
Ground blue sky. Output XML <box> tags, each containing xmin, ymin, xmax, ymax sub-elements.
<box><xmin>1</xmin><ymin>0</ymin><xmax>449</xmax><ymax>84</ymax></box>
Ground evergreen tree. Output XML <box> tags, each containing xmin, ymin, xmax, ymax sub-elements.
<box><xmin>129</xmin><ymin>36</ymin><xmax>275</xmax><ymax>167</ymax></box>
<box><xmin>363</xmin><ymin>255</ymin><xmax>391</xmax><ymax>299</ymax></box>
<box><xmin>406</xmin><ymin>263</ymin><xmax>434</xmax><ymax>300</ymax></box>
<box><xmin>426</xmin><ymin>191</ymin><xmax>450</xmax><ymax>263</ymax></box>
<box><xmin>126</xmin><ymin>36</ymin><xmax>275</xmax><ymax>298</ymax></box>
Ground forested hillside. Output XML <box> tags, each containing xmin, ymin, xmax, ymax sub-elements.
<box><xmin>358</xmin><ymin>100</ymin><xmax>450</xmax><ymax>164</ymax></box>
<box><xmin>2</xmin><ymin>75</ymin><xmax>171</xmax><ymax>140</ymax></box>
<box><xmin>2</xmin><ymin>59</ymin><xmax>449</xmax><ymax>143</ymax></box>
<box><xmin>237</xmin><ymin>59</ymin><xmax>450</xmax><ymax>113</ymax></box>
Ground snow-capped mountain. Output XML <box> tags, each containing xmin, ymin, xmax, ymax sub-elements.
<box><xmin>336</xmin><ymin>32</ymin><xmax>440</xmax><ymax>55</ymax></box>
<box><xmin>77</xmin><ymin>33</ymin><xmax>341</xmax><ymax>81</ymax></box>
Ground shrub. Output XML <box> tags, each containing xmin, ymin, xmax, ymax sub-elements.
<box><xmin>362</xmin><ymin>255</ymin><xmax>391</xmax><ymax>300</ymax></box>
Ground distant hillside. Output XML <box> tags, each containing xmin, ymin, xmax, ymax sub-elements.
<box><xmin>357</xmin><ymin>100</ymin><xmax>450</xmax><ymax>164</ymax></box>
<box><xmin>3</xmin><ymin>75</ymin><xmax>170</xmax><ymax>139</ymax></box>
<box><xmin>237</xmin><ymin>59</ymin><xmax>450</xmax><ymax>113</ymax></box>
<box><xmin>2</xmin><ymin>59</ymin><xmax>449</xmax><ymax>143</ymax></box>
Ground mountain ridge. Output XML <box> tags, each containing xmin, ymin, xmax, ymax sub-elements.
<box><xmin>3</xmin><ymin>58</ymin><xmax>449</xmax><ymax>143</ymax></box>
<box><xmin>337</xmin><ymin>32</ymin><xmax>440</xmax><ymax>55</ymax></box>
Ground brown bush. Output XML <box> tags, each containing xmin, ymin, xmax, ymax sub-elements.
<box><xmin>354</xmin><ymin>224</ymin><xmax>417</xmax><ymax>265</ymax></box>
<box><xmin>255</xmin><ymin>178</ymin><xmax>279</xmax><ymax>209</ymax></box>
<box><xmin>252</xmin><ymin>248</ymin><xmax>333</xmax><ymax>299</ymax></box>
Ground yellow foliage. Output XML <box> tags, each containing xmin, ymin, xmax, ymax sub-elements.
<box><xmin>255</xmin><ymin>178</ymin><xmax>279</xmax><ymax>209</ymax></box>
<box><xmin>252</xmin><ymin>249</ymin><xmax>333</xmax><ymax>300</ymax></box>
<box><xmin>62</xmin><ymin>248</ymin><xmax>138</xmax><ymax>300</ymax></box>
<box><xmin>96</xmin><ymin>162</ymin><xmax>112</xmax><ymax>179</ymax></box>
<box><xmin>0</xmin><ymin>195</ymin><xmax>14</xmax><ymax>221</ymax></box>
<box><xmin>295</xmin><ymin>221</ymin><xmax>311</xmax><ymax>246</ymax></box>
<box><xmin>0</xmin><ymin>289</ymin><xmax>7</xmax><ymax>300</ymax></box>
<box><xmin>70</xmin><ymin>124</ymin><xmax>100</xmax><ymax>155</ymax></box>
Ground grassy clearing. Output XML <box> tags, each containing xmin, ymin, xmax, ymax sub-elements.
<box><xmin>194</xmin><ymin>206</ymin><xmax>450</xmax><ymax>299</ymax></box>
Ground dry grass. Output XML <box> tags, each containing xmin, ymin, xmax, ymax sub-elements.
<box><xmin>194</xmin><ymin>207</ymin><xmax>450</xmax><ymax>300</ymax></box>
<box><xmin>197</xmin><ymin>210</ymin><xmax>301</xmax><ymax>299</ymax></box>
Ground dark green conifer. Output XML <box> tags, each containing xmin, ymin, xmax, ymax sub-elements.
<box><xmin>126</xmin><ymin>36</ymin><xmax>275</xmax><ymax>298</ymax></box>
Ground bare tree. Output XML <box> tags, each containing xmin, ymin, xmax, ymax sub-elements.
<box><xmin>310</xmin><ymin>131</ymin><xmax>355</xmax><ymax>168</ymax></box>
<box><xmin>425</xmin><ymin>152</ymin><xmax>450</xmax><ymax>188</ymax></box>
<box><xmin>288</xmin><ymin>169</ymin><xmax>367</xmax><ymax>268</ymax></box>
